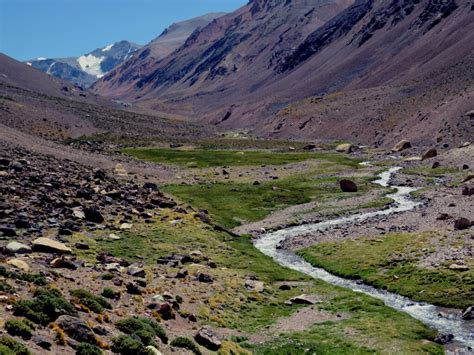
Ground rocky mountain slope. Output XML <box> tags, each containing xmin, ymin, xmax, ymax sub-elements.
<box><xmin>93</xmin><ymin>0</ymin><xmax>474</xmax><ymax>147</ymax></box>
<box><xmin>93</xmin><ymin>12</ymin><xmax>226</xmax><ymax>98</ymax></box>
<box><xmin>27</xmin><ymin>41</ymin><xmax>142</xmax><ymax>88</ymax></box>
<box><xmin>0</xmin><ymin>54</ymin><xmax>216</xmax><ymax>141</ymax></box>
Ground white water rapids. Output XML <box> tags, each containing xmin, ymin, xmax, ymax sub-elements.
<box><xmin>254</xmin><ymin>167</ymin><xmax>473</xmax><ymax>350</ymax></box>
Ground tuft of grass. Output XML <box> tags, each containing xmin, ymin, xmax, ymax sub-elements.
<box><xmin>13</xmin><ymin>288</ymin><xmax>77</xmax><ymax>325</ymax></box>
<box><xmin>297</xmin><ymin>232</ymin><xmax>473</xmax><ymax>309</ymax></box>
<box><xmin>101</xmin><ymin>287</ymin><xmax>119</xmax><ymax>300</ymax></box>
<box><xmin>70</xmin><ymin>289</ymin><xmax>112</xmax><ymax>314</ymax></box>
<box><xmin>170</xmin><ymin>337</ymin><xmax>201</xmax><ymax>354</ymax></box>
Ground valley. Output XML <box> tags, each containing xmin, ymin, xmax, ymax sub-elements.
<box><xmin>1</xmin><ymin>0</ymin><xmax>473</xmax><ymax>354</ymax></box>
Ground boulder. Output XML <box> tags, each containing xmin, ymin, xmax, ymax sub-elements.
<box><xmin>6</xmin><ymin>241</ymin><xmax>31</xmax><ymax>254</ymax></box>
<box><xmin>120</xmin><ymin>223</ymin><xmax>133</xmax><ymax>230</ymax></box>
<box><xmin>195</xmin><ymin>327</ymin><xmax>221</xmax><ymax>351</ymax></box>
<box><xmin>175</xmin><ymin>268</ymin><xmax>188</xmax><ymax>279</ymax></box>
<box><xmin>7</xmin><ymin>259</ymin><xmax>30</xmax><ymax>272</ymax></box>
<box><xmin>55</xmin><ymin>315</ymin><xmax>95</xmax><ymax>344</ymax></box>
<box><xmin>421</xmin><ymin>148</ymin><xmax>437</xmax><ymax>161</ymax></box>
<box><xmin>431</xmin><ymin>162</ymin><xmax>440</xmax><ymax>169</ymax></box>
<box><xmin>126</xmin><ymin>281</ymin><xmax>143</xmax><ymax>295</ymax></box>
<box><xmin>32</xmin><ymin>237</ymin><xmax>72</xmax><ymax>254</ymax></box>
<box><xmin>114</xmin><ymin>163</ymin><xmax>127</xmax><ymax>176</ymax></box>
<box><xmin>32</xmin><ymin>335</ymin><xmax>52</xmax><ymax>350</ymax></box>
<box><xmin>454</xmin><ymin>218</ymin><xmax>472</xmax><ymax>230</ymax></box>
<box><xmin>72</xmin><ymin>207</ymin><xmax>85</xmax><ymax>219</ymax></box>
<box><xmin>392</xmin><ymin>139</ymin><xmax>411</xmax><ymax>152</ymax></box>
<box><xmin>461</xmin><ymin>306</ymin><xmax>473</xmax><ymax>320</ymax></box>
<box><xmin>148</xmin><ymin>302</ymin><xmax>174</xmax><ymax>320</ymax></box>
<box><xmin>336</xmin><ymin>143</ymin><xmax>353</xmax><ymax>153</ymax></box>
<box><xmin>339</xmin><ymin>179</ymin><xmax>358</xmax><ymax>193</ymax></box>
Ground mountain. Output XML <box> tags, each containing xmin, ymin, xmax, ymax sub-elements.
<box><xmin>26</xmin><ymin>41</ymin><xmax>142</xmax><ymax>88</ymax></box>
<box><xmin>93</xmin><ymin>0</ymin><xmax>474</xmax><ymax>146</ymax></box>
<box><xmin>93</xmin><ymin>12</ymin><xmax>226</xmax><ymax>97</ymax></box>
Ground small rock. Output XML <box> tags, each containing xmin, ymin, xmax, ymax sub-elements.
<box><xmin>127</xmin><ymin>264</ymin><xmax>146</xmax><ymax>278</ymax></box>
<box><xmin>245</xmin><ymin>279</ymin><xmax>265</xmax><ymax>293</ymax></box>
<box><xmin>340</xmin><ymin>179</ymin><xmax>358</xmax><ymax>193</ymax></box>
<box><xmin>84</xmin><ymin>208</ymin><xmax>104</xmax><ymax>224</ymax></box>
<box><xmin>392</xmin><ymin>139</ymin><xmax>411</xmax><ymax>152</ymax></box>
<box><xmin>114</xmin><ymin>163</ymin><xmax>127</xmax><ymax>176</ymax></box>
<box><xmin>32</xmin><ymin>335</ymin><xmax>52</xmax><ymax>350</ymax></box>
<box><xmin>434</xmin><ymin>333</ymin><xmax>454</xmax><ymax>345</ymax></box>
<box><xmin>436</xmin><ymin>213</ymin><xmax>451</xmax><ymax>221</ymax></box>
<box><xmin>431</xmin><ymin>162</ymin><xmax>440</xmax><ymax>169</ymax></box>
<box><xmin>126</xmin><ymin>281</ymin><xmax>143</xmax><ymax>295</ymax></box>
<box><xmin>462</xmin><ymin>186</ymin><xmax>474</xmax><ymax>196</ymax></box>
<box><xmin>32</xmin><ymin>237</ymin><xmax>72</xmax><ymax>254</ymax></box>
<box><xmin>195</xmin><ymin>327</ymin><xmax>221</xmax><ymax>351</ymax></box>
<box><xmin>449</xmin><ymin>264</ymin><xmax>469</xmax><ymax>272</ymax></box>
<box><xmin>175</xmin><ymin>268</ymin><xmax>188</xmax><ymax>279</ymax></box>
<box><xmin>336</xmin><ymin>143</ymin><xmax>353</xmax><ymax>153</ymax></box>
<box><xmin>108</xmin><ymin>233</ymin><xmax>121</xmax><ymax>240</ymax></box>
<box><xmin>7</xmin><ymin>259</ymin><xmax>30</xmax><ymax>272</ymax></box>
<box><xmin>74</xmin><ymin>242</ymin><xmax>89</xmax><ymax>250</ymax></box>
<box><xmin>279</xmin><ymin>284</ymin><xmax>292</xmax><ymax>291</ymax></box>
<box><xmin>72</xmin><ymin>207</ymin><xmax>85</xmax><ymax>219</ymax></box>
<box><xmin>196</xmin><ymin>273</ymin><xmax>213</xmax><ymax>283</ymax></box>
<box><xmin>120</xmin><ymin>223</ymin><xmax>133</xmax><ymax>230</ymax></box>
<box><xmin>290</xmin><ymin>294</ymin><xmax>318</xmax><ymax>305</ymax></box>
<box><xmin>454</xmin><ymin>218</ymin><xmax>472</xmax><ymax>230</ymax></box>
<box><xmin>6</xmin><ymin>241</ymin><xmax>31</xmax><ymax>254</ymax></box>
<box><xmin>421</xmin><ymin>148</ymin><xmax>437</xmax><ymax>160</ymax></box>
<box><xmin>461</xmin><ymin>306</ymin><xmax>473</xmax><ymax>320</ymax></box>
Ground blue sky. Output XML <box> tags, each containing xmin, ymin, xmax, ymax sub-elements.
<box><xmin>0</xmin><ymin>0</ymin><xmax>247</xmax><ymax>61</ymax></box>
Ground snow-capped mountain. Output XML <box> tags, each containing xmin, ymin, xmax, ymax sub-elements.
<box><xmin>26</xmin><ymin>40</ymin><xmax>141</xmax><ymax>88</ymax></box>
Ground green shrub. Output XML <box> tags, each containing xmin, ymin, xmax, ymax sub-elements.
<box><xmin>170</xmin><ymin>337</ymin><xmax>201</xmax><ymax>354</ymax></box>
<box><xmin>76</xmin><ymin>342</ymin><xmax>103</xmax><ymax>355</ymax></box>
<box><xmin>0</xmin><ymin>282</ymin><xmax>13</xmax><ymax>293</ymax></box>
<box><xmin>111</xmin><ymin>335</ymin><xmax>150</xmax><ymax>355</ymax></box>
<box><xmin>101</xmin><ymin>287</ymin><xmax>118</xmax><ymax>300</ymax></box>
<box><xmin>13</xmin><ymin>288</ymin><xmax>77</xmax><ymax>325</ymax></box>
<box><xmin>70</xmin><ymin>289</ymin><xmax>112</xmax><ymax>313</ymax></box>
<box><xmin>0</xmin><ymin>266</ymin><xmax>47</xmax><ymax>286</ymax></box>
<box><xmin>0</xmin><ymin>336</ymin><xmax>31</xmax><ymax>355</ymax></box>
<box><xmin>4</xmin><ymin>319</ymin><xmax>35</xmax><ymax>339</ymax></box>
<box><xmin>116</xmin><ymin>317</ymin><xmax>167</xmax><ymax>345</ymax></box>
<box><xmin>100</xmin><ymin>273</ymin><xmax>114</xmax><ymax>280</ymax></box>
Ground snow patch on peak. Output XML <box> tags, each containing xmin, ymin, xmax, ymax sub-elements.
<box><xmin>77</xmin><ymin>54</ymin><xmax>105</xmax><ymax>78</ymax></box>
<box><xmin>37</xmin><ymin>57</ymin><xmax>47</xmax><ymax>61</ymax></box>
<box><xmin>102</xmin><ymin>43</ymin><xmax>114</xmax><ymax>52</ymax></box>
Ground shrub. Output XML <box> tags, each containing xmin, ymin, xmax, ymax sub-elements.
<box><xmin>4</xmin><ymin>319</ymin><xmax>35</xmax><ymax>339</ymax></box>
<box><xmin>71</xmin><ymin>289</ymin><xmax>112</xmax><ymax>314</ymax></box>
<box><xmin>116</xmin><ymin>317</ymin><xmax>167</xmax><ymax>345</ymax></box>
<box><xmin>0</xmin><ymin>336</ymin><xmax>31</xmax><ymax>355</ymax></box>
<box><xmin>111</xmin><ymin>335</ymin><xmax>150</xmax><ymax>355</ymax></box>
<box><xmin>170</xmin><ymin>337</ymin><xmax>201</xmax><ymax>354</ymax></box>
<box><xmin>0</xmin><ymin>266</ymin><xmax>47</xmax><ymax>286</ymax></box>
<box><xmin>13</xmin><ymin>288</ymin><xmax>77</xmax><ymax>325</ymax></box>
<box><xmin>101</xmin><ymin>287</ymin><xmax>119</xmax><ymax>300</ymax></box>
<box><xmin>100</xmin><ymin>273</ymin><xmax>114</xmax><ymax>280</ymax></box>
<box><xmin>0</xmin><ymin>281</ymin><xmax>13</xmax><ymax>293</ymax></box>
<box><xmin>76</xmin><ymin>342</ymin><xmax>103</xmax><ymax>355</ymax></box>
